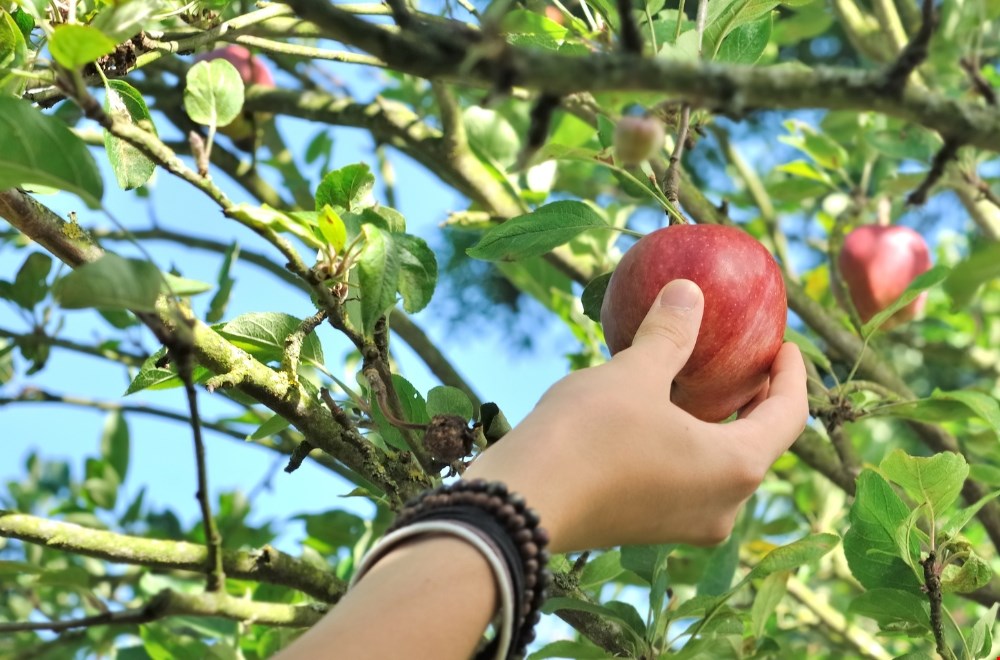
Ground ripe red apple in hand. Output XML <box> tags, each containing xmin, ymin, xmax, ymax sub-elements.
<box><xmin>193</xmin><ymin>45</ymin><xmax>275</xmax><ymax>149</ymax></box>
<box><xmin>600</xmin><ymin>224</ymin><xmax>787</xmax><ymax>422</ymax></box>
<box><xmin>838</xmin><ymin>225</ymin><xmax>931</xmax><ymax>328</ymax></box>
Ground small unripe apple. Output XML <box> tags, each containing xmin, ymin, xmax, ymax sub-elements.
<box><xmin>193</xmin><ymin>45</ymin><xmax>275</xmax><ymax>149</ymax></box>
<box><xmin>838</xmin><ymin>225</ymin><xmax>931</xmax><ymax>328</ymax></box>
<box><xmin>600</xmin><ymin>224</ymin><xmax>787</xmax><ymax>422</ymax></box>
<box><xmin>614</xmin><ymin>116</ymin><xmax>665</xmax><ymax>166</ymax></box>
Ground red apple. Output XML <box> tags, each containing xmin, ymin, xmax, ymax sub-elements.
<box><xmin>600</xmin><ymin>224</ymin><xmax>787</xmax><ymax>422</ymax></box>
<box><xmin>838</xmin><ymin>225</ymin><xmax>931</xmax><ymax>328</ymax></box>
<box><xmin>194</xmin><ymin>45</ymin><xmax>275</xmax><ymax>88</ymax></box>
<box><xmin>193</xmin><ymin>45</ymin><xmax>275</xmax><ymax>149</ymax></box>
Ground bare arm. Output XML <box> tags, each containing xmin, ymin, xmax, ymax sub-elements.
<box><xmin>278</xmin><ymin>280</ymin><xmax>808</xmax><ymax>659</ymax></box>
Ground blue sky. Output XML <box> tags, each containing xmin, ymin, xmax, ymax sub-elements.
<box><xmin>0</xmin><ymin>92</ymin><xmax>577</xmax><ymax>547</ymax></box>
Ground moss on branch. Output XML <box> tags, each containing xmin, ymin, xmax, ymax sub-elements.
<box><xmin>285</xmin><ymin>0</ymin><xmax>1000</xmax><ymax>152</ymax></box>
<box><xmin>0</xmin><ymin>511</ymin><xmax>345</xmax><ymax>603</ymax></box>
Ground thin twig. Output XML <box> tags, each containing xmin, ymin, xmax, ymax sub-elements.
<box><xmin>960</xmin><ymin>56</ymin><xmax>998</xmax><ymax>106</ymax></box>
<box><xmin>663</xmin><ymin>106</ymin><xmax>691</xmax><ymax>212</ymax></box>
<box><xmin>922</xmin><ymin>553</ymin><xmax>949</xmax><ymax>658</ymax></box>
<box><xmin>282</xmin><ymin>309</ymin><xmax>328</xmax><ymax>378</ymax></box>
<box><xmin>615</xmin><ymin>0</ymin><xmax>643</xmax><ymax>54</ymax></box>
<box><xmin>882</xmin><ymin>0</ymin><xmax>937</xmax><ymax>95</ymax></box>
<box><xmin>170</xmin><ymin>324</ymin><xmax>226</xmax><ymax>593</ymax></box>
<box><xmin>907</xmin><ymin>139</ymin><xmax>961</xmax><ymax>205</ymax></box>
<box><xmin>519</xmin><ymin>92</ymin><xmax>561</xmax><ymax>168</ymax></box>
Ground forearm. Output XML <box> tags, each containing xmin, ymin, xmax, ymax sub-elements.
<box><xmin>276</xmin><ymin>537</ymin><xmax>496</xmax><ymax>660</ymax></box>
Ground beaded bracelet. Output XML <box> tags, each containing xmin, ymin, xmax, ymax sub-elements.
<box><xmin>350</xmin><ymin>480</ymin><xmax>551</xmax><ymax>659</ymax></box>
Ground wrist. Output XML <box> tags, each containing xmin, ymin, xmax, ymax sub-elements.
<box><xmin>464</xmin><ymin>419</ymin><xmax>584</xmax><ymax>553</ymax></box>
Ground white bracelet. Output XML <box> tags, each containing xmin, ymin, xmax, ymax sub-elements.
<box><xmin>350</xmin><ymin>520</ymin><xmax>515</xmax><ymax>660</ymax></box>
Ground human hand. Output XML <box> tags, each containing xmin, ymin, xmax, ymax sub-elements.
<box><xmin>464</xmin><ymin>279</ymin><xmax>808</xmax><ymax>553</ymax></box>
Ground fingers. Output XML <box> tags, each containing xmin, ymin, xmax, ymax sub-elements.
<box><xmin>732</xmin><ymin>343</ymin><xmax>809</xmax><ymax>458</ymax></box>
<box><xmin>618</xmin><ymin>280</ymin><xmax>705</xmax><ymax>386</ymax></box>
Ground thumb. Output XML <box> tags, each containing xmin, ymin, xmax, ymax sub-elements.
<box><xmin>621</xmin><ymin>279</ymin><xmax>704</xmax><ymax>382</ymax></box>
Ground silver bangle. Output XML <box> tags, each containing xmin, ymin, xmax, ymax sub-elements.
<box><xmin>350</xmin><ymin>520</ymin><xmax>516</xmax><ymax>660</ymax></box>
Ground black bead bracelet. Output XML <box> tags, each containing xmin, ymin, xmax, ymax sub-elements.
<box><xmin>352</xmin><ymin>480</ymin><xmax>550</xmax><ymax>659</ymax></box>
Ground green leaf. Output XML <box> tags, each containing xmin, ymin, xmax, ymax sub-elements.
<box><xmin>90</xmin><ymin>0</ymin><xmax>163</xmax><ymax>41</ymax></box>
<box><xmin>582</xmin><ymin>272</ymin><xmax>612</xmax><ymax>323</ymax></box>
<box><xmin>943</xmin><ymin>242</ymin><xmax>1000</xmax><ymax>309</ymax></box>
<box><xmin>100</xmin><ymin>411</ymin><xmax>129</xmax><ymax>483</ymax></box>
<box><xmin>940</xmin><ymin>488</ymin><xmax>1000</xmax><ymax>538</ymax></box>
<box><xmin>425</xmin><ymin>386</ymin><xmax>474</xmax><ymax>421</ymax></box>
<box><xmin>103</xmin><ymin>79</ymin><xmax>157</xmax><ymax>190</ymax></box>
<box><xmin>295</xmin><ymin>509</ymin><xmax>366</xmax><ymax>554</ymax></box>
<box><xmin>480</xmin><ymin>402</ymin><xmax>512</xmax><ymax>443</ymax></box>
<box><xmin>247</xmin><ymin>414</ymin><xmax>291</xmax><ymax>441</ymax></box>
<box><xmin>579</xmin><ymin>550</ymin><xmax>624</xmax><ymax>588</ymax></box>
<box><xmin>939</xmin><ymin>542</ymin><xmax>991</xmax><ymax>593</ymax></box>
<box><xmin>968</xmin><ymin>603</ymin><xmax>998</xmax><ymax>659</ymax></box>
<box><xmin>783</xmin><ymin>327</ymin><xmax>831</xmax><ymax>373</ymax></box>
<box><xmin>55</xmin><ymin>254</ymin><xmax>161</xmax><ymax>312</ymax></box>
<box><xmin>395</xmin><ymin>234</ymin><xmax>437</xmax><ymax>314</ymax></box>
<box><xmin>620</xmin><ymin>543</ymin><xmax>673</xmax><ymax>584</ymax></box>
<box><xmin>703</xmin><ymin>0</ymin><xmax>781</xmax><ymax>57</ymax></box>
<box><xmin>184</xmin><ymin>59</ymin><xmax>245</xmax><ymax>127</ymax></box>
<box><xmin>743</xmin><ymin>533</ymin><xmax>839</xmax><ymax>584</ymax></box>
<box><xmin>698</xmin><ymin>532</ymin><xmax>741</xmax><ymax>596</ymax></box>
<box><xmin>83</xmin><ymin>457</ymin><xmax>120</xmax><ymax>510</ymax></box>
<box><xmin>0</xmin><ymin>97</ymin><xmax>104</xmax><ymax>207</ymax></box>
<box><xmin>0</xmin><ymin>9</ymin><xmax>28</xmax><ymax>95</ymax></box>
<box><xmin>163</xmin><ymin>272</ymin><xmax>213</xmax><ymax>297</ymax></box>
<box><xmin>217</xmin><ymin>312</ymin><xmax>325</xmax><ymax>369</ymax></box>
<box><xmin>541</xmin><ymin>598</ymin><xmax>644</xmax><ymax>648</ymax></box>
<box><xmin>529</xmin><ymin>640</ymin><xmax>609</xmax><ymax>659</ymax></box>
<box><xmin>11</xmin><ymin>252</ymin><xmax>52</xmax><ymax>309</ymax></box>
<box><xmin>318</xmin><ymin>204</ymin><xmax>348</xmax><ymax>252</ymax></box>
<box><xmin>775</xmin><ymin>160</ymin><xmax>834</xmax><ymax>186</ymax></box>
<box><xmin>357</xmin><ymin>224</ymin><xmax>400</xmax><ymax>336</ymax></box>
<box><xmin>48</xmin><ymin>24</ymin><xmax>116</xmax><ymax>69</ymax></box>
<box><xmin>750</xmin><ymin>571</ymin><xmax>788</xmax><ymax>639</ymax></box>
<box><xmin>124</xmin><ymin>347</ymin><xmax>210</xmax><ymax>395</ymax></box>
<box><xmin>206</xmin><ymin>243</ymin><xmax>239</xmax><ymax>324</ymax></box>
<box><xmin>141</xmin><ymin>623</ymin><xmax>213</xmax><ymax>660</ymax></box>
<box><xmin>843</xmin><ymin>470</ymin><xmax>923</xmax><ymax>593</ymax></box>
<box><xmin>716</xmin><ymin>12</ymin><xmax>772</xmax><ymax>64</ymax></box>
<box><xmin>467</xmin><ymin>201</ymin><xmax>607</xmax><ymax>261</ymax></box>
<box><xmin>862</xmin><ymin>265</ymin><xmax>949</xmax><ymax>336</ymax></box>
<box><xmin>370</xmin><ymin>374</ymin><xmax>429</xmax><ymax>452</ymax></box>
<box><xmin>869</xmin><ymin>389</ymin><xmax>1000</xmax><ymax>438</ymax></box>
<box><xmin>879</xmin><ymin>449</ymin><xmax>968</xmax><ymax>516</ymax></box>
<box><xmin>463</xmin><ymin>106</ymin><xmax>522</xmax><ymax>168</ymax></box>
<box><xmin>848</xmin><ymin>588</ymin><xmax>930</xmax><ymax>631</ymax></box>
<box><xmin>866</xmin><ymin>126</ymin><xmax>940</xmax><ymax>162</ymax></box>
<box><xmin>227</xmin><ymin>203</ymin><xmax>323</xmax><ymax>249</ymax></box>
<box><xmin>315</xmin><ymin>163</ymin><xmax>375</xmax><ymax>212</ymax></box>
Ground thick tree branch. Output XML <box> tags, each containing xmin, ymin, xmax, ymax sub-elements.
<box><xmin>284</xmin><ymin>0</ymin><xmax>1000</xmax><ymax>153</ymax></box>
<box><xmin>0</xmin><ymin>588</ymin><xmax>325</xmax><ymax>632</ymax></box>
<box><xmin>0</xmin><ymin>189</ymin><xmax>429</xmax><ymax>504</ymax></box>
<box><xmin>0</xmin><ymin>512</ymin><xmax>345</xmax><ymax>603</ymax></box>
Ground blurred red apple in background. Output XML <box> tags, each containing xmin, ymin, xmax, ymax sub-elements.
<box><xmin>194</xmin><ymin>45</ymin><xmax>275</xmax><ymax>87</ymax></box>
<box><xmin>600</xmin><ymin>224</ymin><xmax>787</xmax><ymax>422</ymax></box>
<box><xmin>193</xmin><ymin>45</ymin><xmax>274</xmax><ymax>150</ymax></box>
<box><xmin>838</xmin><ymin>225</ymin><xmax>931</xmax><ymax>328</ymax></box>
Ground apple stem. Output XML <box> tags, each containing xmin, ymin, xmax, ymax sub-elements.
<box><xmin>876</xmin><ymin>196</ymin><xmax>891</xmax><ymax>226</ymax></box>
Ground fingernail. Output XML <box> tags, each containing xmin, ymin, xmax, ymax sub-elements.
<box><xmin>658</xmin><ymin>279</ymin><xmax>700</xmax><ymax>311</ymax></box>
